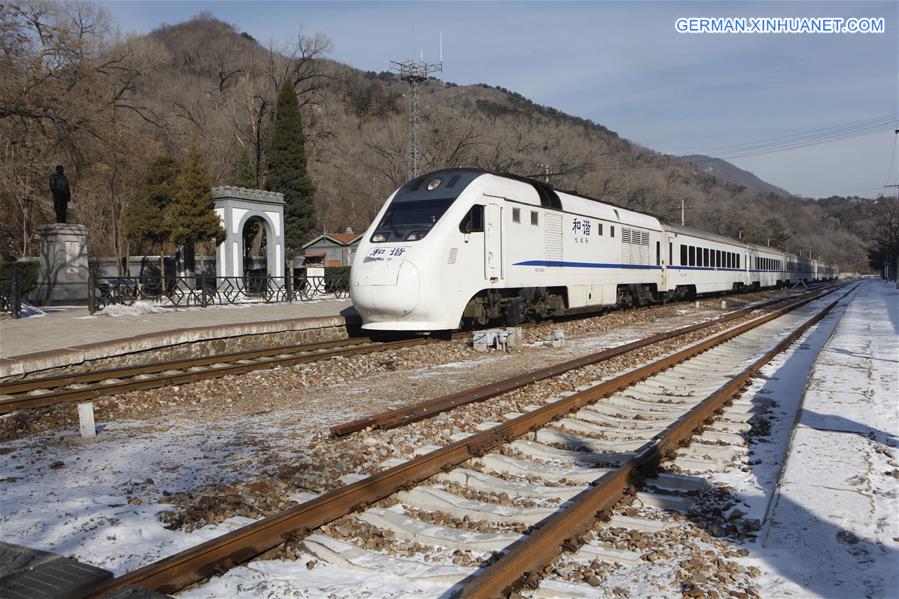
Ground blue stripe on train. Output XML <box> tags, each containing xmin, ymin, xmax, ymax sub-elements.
<box><xmin>514</xmin><ymin>262</ymin><xmax>813</xmax><ymax>274</ymax></box>
<box><xmin>513</xmin><ymin>260</ymin><xmax>662</xmax><ymax>270</ymax></box>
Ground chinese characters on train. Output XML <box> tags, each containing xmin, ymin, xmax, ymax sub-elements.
<box><xmin>369</xmin><ymin>247</ymin><xmax>407</xmax><ymax>258</ymax></box>
<box><xmin>572</xmin><ymin>217</ymin><xmax>592</xmax><ymax>244</ymax></box>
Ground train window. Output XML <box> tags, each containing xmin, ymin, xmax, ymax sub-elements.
<box><xmin>669</xmin><ymin>242</ymin><xmax>673</xmax><ymax>265</ymax></box>
<box><xmin>689</xmin><ymin>246</ymin><xmax>695</xmax><ymax>266</ymax></box>
<box><xmin>656</xmin><ymin>241</ymin><xmax>660</xmax><ymax>265</ymax></box>
<box><xmin>610</xmin><ymin>226</ymin><xmax>615</xmax><ymax>238</ymax></box>
<box><xmin>597</xmin><ymin>223</ymin><xmax>603</xmax><ymax>236</ymax></box>
<box><xmin>512</xmin><ymin>207</ymin><xmax>520</xmax><ymax>223</ymax></box>
<box><xmin>737</xmin><ymin>254</ymin><xmax>741</xmax><ymax>269</ymax></box>
<box><xmin>681</xmin><ymin>245</ymin><xmax>687</xmax><ymax>266</ymax></box>
<box><xmin>373</xmin><ymin>197</ymin><xmax>455</xmax><ymax>242</ymax></box>
<box><xmin>458</xmin><ymin>204</ymin><xmax>484</xmax><ymax>234</ymax></box>
<box><xmin>703</xmin><ymin>248</ymin><xmax>709</xmax><ymax>267</ymax></box>
<box><xmin>531</xmin><ymin>211</ymin><xmax>539</xmax><ymax>226</ymax></box>
<box><xmin>716</xmin><ymin>250</ymin><xmax>721</xmax><ymax>268</ymax></box>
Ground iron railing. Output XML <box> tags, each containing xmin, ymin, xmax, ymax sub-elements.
<box><xmin>89</xmin><ymin>273</ymin><xmax>349</xmax><ymax>314</ymax></box>
<box><xmin>0</xmin><ymin>272</ymin><xmax>22</xmax><ymax>318</ymax></box>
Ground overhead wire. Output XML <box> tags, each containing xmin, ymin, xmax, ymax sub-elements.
<box><xmin>885</xmin><ymin>123</ymin><xmax>898</xmax><ymax>185</ymax></box>
<box><xmin>676</xmin><ymin>113</ymin><xmax>897</xmax><ymax>160</ymax></box>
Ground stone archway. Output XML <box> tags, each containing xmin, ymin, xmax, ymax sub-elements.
<box><xmin>212</xmin><ymin>187</ymin><xmax>285</xmax><ymax>282</ymax></box>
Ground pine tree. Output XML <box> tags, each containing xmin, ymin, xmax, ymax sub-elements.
<box><xmin>234</xmin><ymin>147</ymin><xmax>257</xmax><ymax>188</ymax></box>
<box><xmin>167</xmin><ymin>147</ymin><xmax>225</xmax><ymax>274</ymax></box>
<box><xmin>266</xmin><ymin>81</ymin><xmax>316</xmax><ymax>257</ymax></box>
<box><xmin>126</xmin><ymin>156</ymin><xmax>180</xmax><ymax>253</ymax></box>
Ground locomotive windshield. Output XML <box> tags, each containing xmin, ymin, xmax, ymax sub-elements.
<box><xmin>371</xmin><ymin>198</ymin><xmax>455</xmax><ymax>242</ymax></box>
<box><xmin>369</xmin><ymin>168</ymin><xmax>484</xmax><ymax>243</ymax></box>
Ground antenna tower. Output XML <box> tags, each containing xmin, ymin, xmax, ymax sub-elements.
<box><xmin>391</xmin><ymin>36</ymin><xmax>443</xmax><ymax>179</ymax></box>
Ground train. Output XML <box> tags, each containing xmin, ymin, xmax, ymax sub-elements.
<box><xmin>350</xmin><ymin>168</ymin><xmax>838</xmax><ymax>331</ymax></box>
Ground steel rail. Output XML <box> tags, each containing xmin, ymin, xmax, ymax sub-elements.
<box><xmin>78</xmin><ymin>284</ymin><xmax>847</xmax><ymax>598</ymax></box>
<box><xmin>0</xmin><ymin>337</ymin><xmax>433</xmax><ymax>414</ymax></box>
<box><xmin>0</xmin><ymin>337</ymin><xmax>376</xmax><ymax>394</ymax></box>
<box><xmin>456</xmin><ymin>286</ymin><xmax>856</xmax><ymax>599</ymax></box>
<box><xmin>330</xmin><ymin>283</ymin><xmax>846</xmax><ymax>437</ymax></box>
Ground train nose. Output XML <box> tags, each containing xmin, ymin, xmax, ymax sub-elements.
<box><xmin>351</xmin><ymin>259</ymin><xmax>420</xmax><ymax>318</ymax></box>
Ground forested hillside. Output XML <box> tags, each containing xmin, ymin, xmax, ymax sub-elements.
<box><xmin>1</xmin><ymin>7</ymin><xmax>889</xmax><ymax>272</ymax></box>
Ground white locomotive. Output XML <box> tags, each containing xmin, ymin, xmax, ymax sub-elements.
<box><xmin>350</xmin><ymin>169</ymin><xmax>837</xmax><ymax>331</ymax></box>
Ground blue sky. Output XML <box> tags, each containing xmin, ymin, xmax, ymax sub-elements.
<box><xmin>100</xmin><ymin>1</ymin><xmax>898</xmax><ymax>198</ymax></box>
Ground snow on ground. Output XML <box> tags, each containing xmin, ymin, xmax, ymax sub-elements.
<box><xmin>750</xmin><ymin>279</ymin><xmax>899</xmax><ymax>597</ymax></box>
<box><xmin>702</xmin><ymin>279</ymin><xmax>897</xmax><ymax>598</ymax></box>
<box><xmin>0</xmin><ymin>410</ymin><xmax>332</xmax><ymax>575</ymax></box>
<box><xmin>178</xmin><ymin>556</ymin><xmax>460</xmax><ymax>599</ymax></box>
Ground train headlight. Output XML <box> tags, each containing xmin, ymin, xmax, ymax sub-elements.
<box><xmin>371</xmin><ymin>232</ymin><xmax>388</xmax><ymax>242</ymax></box>
<box><xmin>406</xmin><ymin>230</ymin><xmax>428</xmax><ymax>241</ymax></box>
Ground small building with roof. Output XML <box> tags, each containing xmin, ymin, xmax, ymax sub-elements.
<box><xmin>299</xmin><ymin>229</ymin><xmax>363</xmax><ymax>267</ymax></box>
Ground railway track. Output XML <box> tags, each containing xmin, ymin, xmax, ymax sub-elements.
<box><xmin>78</xmin><ymin>281</ymin><xmax>853</xmax><ymax>598</ymax></box>
<box><xmin>330</xmin><ymin>283</ymin><xmax>844</xmax><ymax>437</ymax></box>
<box><xmin>0</xmin><ymin>336</ymin><xmax>435</xmax><ymax>414</ymax></box>
<box><xmin>0</xmin><ymin>284</ymin><xmax>833</xmax><ymax>417</ymax></box>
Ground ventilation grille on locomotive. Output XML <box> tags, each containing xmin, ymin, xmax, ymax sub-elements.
<box><xmin>545</xmin><ymin>213</ymin><xmax>563</xmax><ymax>262</ymax></box>
<box><xmin>622</xmin><ymin>227</ymin><xmax>650</xmax><ymax>265</ymax></box>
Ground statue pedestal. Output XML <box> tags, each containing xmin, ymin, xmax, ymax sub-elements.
<box><xmin>36</xmin><ymin>224</ymin><xmax>89</xmax><ymax>305</ymax></box>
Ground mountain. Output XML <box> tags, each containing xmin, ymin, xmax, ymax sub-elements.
<box><xmin>0</xmin><ymin>12</ymin><xmax>876</xmax><ymax>271</ymax></box>
<box><xmin>678</xmin><ymin>155</ymin><xmax>793</xmax><ymax>198</ymax></box>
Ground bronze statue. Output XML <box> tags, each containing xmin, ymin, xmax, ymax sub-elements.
<box><xmin>49</xmin><ymin>165</ymin><xmax>70</xmax><ymax>224</ymax></box>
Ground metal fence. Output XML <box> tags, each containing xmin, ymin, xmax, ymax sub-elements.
<box><xmin>88</xmin><ymin>272</ymin><xmax>349</xmax><ymax>314</ymax></box>
<box><xmin>0</xmin><ymin>273</ymin><xmax>22</xmax><ymax>318</ymax></box>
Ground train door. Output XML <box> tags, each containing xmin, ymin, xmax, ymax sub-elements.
<box><xmin>661</xmin><ymin>233</ymin><xmax>672</xmax><ymax>291</ymax></box>
<box><xmin>484</xmin><ymin>203</ymin><xmax>503</xmax><ymax>282</ymax></box>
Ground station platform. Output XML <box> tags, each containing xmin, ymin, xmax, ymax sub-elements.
<box><xmin>758</xmin><ymin>279</ymin><xmax>898</xmax><ymax>596</ymax></box>
<box><xmin>0</xmin><ymin>299</ymin><xmax>356</xmax><ymax>379</ymax></box>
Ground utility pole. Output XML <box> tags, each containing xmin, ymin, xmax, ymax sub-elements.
<box><xmin>535</xmin><ymin>163</ymin><xmax>551</xmax><ymax>183</ymax></box>
<box><xmin>885</xmin><ymin>183</ymin><xmax>899</xmax><ymax>285</ymax></box>
<box><xmin>890</xmin><ymin>122</ymin><xmax>899</xmax><ymax>284</ymax></box>
<box><xmin>391</xmin><ymin>36</ymin><xmax>443</xmax><ymax>180</ymax></box>
<box><xmin>679</xmin><ymin>198</ymin><xmax>694</xmax><ymax>226</ymax></box>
